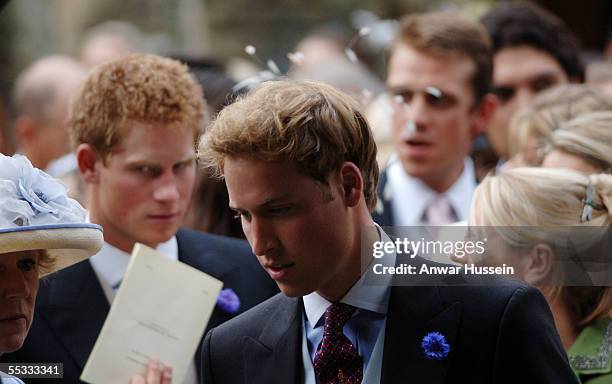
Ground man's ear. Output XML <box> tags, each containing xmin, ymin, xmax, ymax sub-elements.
<box><xmin>76</xmin><ymin>143</ymin><xmax>101</xmax><ymax>184</ymax></box>
<box><xmin>337</xmin><ymin>162</ymin><xmax>363</xmax><ymax>208</ymax></box>
<box><xmin>522</xmin><ymin>243</ymin><xmax>555</xmax><ymax>286</ymax></box>
<box><xmin>470</xmin><ymin>93</ymin><xmax>498</xmax><ymax>138</ymax></box>
<box><xmin>14</xmin><ymin>116</ymin><xmax>37</xmax><ymax>146</ymax></box>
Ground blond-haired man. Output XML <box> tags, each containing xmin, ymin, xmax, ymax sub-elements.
<box><xmin>199</xmin><ymin>79</ymin><xmax>577</xmax><ymax>384</ymax></box>
<box><xmin>375</xmin><ymin>12</ymin><xmax>496</xmax><ymax>226</ymax></box>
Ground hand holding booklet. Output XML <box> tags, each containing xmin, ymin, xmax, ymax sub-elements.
<box><xmin>81</xmin><ymin>243</ymin><xmax>223</xmax><ymax>384</ymax></box>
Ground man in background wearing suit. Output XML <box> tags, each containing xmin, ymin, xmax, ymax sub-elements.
<box><xmin>198</xmin><ymin>79</ymin><xmax>578</xmax><ymax>383</ymax></box>
<box><xmin>1</xmin><ymin>54</ymin><xmax>278</xmax><ymax>383</ymax></box>
<box><xmin>374</xmin><ymin>12</ymin><xmax>497</xmax><ymax>226</ymax></box>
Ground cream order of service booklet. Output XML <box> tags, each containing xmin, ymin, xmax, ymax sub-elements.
<box><xmin>80</xmin><ymin>243</ymin><xmax>223</xmax><ymax>384</ymax></box>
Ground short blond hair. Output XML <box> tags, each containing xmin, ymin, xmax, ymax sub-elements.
<box><xmin>508</xmin><ymin>85</ymin><xmax>612</xmax><ymax>165</ymax></box>
<box><xmin>473</xmin><ymin>167</ymin><xmax>612</xmax><ymax>326</ymax></box>
<box><xmin>70</xmin><ymin>54</ymin><xmax>205</xmax><ymax>160</ymax></box>
<box><xmin>392</xmin><ymin>12</ymin><xmax>492</xmax><ymax>102</ymax></box>
<box><xmin>549</xmin><ymin>111</ymin><xmax>612</xmax><ymax>171</ymax></box>
<box><xmin>198</xmin><ymin>80</ymin><xmax>379</xmax><ymax>211</ymax></box>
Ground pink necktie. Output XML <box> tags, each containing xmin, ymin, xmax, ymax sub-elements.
<box><xmin>313</xmin><ymin>303</ymin><xmax>363</xmax><ymax>384</ymax></box>
<box><xmin>424</xmin><ymin>196</ymin><xmax>457</xmax><ymax>225</ymax></box>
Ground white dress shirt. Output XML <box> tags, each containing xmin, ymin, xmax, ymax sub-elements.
<box><xmin>386</xmin><ymin>156</ymin><xmax>476</xmax><ymax>225</ymax></box>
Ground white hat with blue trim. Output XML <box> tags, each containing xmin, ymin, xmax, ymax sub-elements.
<box><xmin>0</xmin><ymin>154</ymin><xmax>103</xmax><ymax>276</ymax></box>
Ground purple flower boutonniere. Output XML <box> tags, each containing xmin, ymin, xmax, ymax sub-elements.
<box><xmin>216</xmin><ymin>288</ymin><xmax>241</xmax><ymax>314</ymax></box>
<box><xmin>421</xmin><ymin>331</ymin><xmax>451</xmax><ymax>360</ymax></box>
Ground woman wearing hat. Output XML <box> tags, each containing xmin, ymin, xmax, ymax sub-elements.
<box><xmin>0</xmin><ymin>154</ymin><xmax>169</xmax><ymax>383</ymax></box>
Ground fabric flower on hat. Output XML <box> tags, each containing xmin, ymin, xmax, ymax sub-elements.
<box><xmin>0</xmin><ymin>154</ymin><xmax>86</xmax><ymax>228</ymax></box>
<box><xmin>0</xmin><ymin>179</ymin><xmax>33</xmax><ymax>227</ymax></box>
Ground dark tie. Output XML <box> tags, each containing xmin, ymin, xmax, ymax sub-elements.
<box><xmin>313</xmin><ymin>303</ymin><xmax>363</xmax><ymax>384</ymax></box>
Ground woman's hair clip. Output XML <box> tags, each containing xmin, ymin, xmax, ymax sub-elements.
<box><xmin>581</xmin><ymin>182</ymin><xmax>605</xmax><ymax>222</ymax></box>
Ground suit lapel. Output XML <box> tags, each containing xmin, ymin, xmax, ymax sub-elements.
<box><xmin>381</xmin><ymin>285</ymin><xmax>461</xmax><ymax>384</ymax></box>
<box><xmin>38</xmin><ymin>260</ymin><xmax>110</xmax><ymax>371</ymax></box>
<box><xmin>243</xmin><ymin>296</ymin><xmax>303</xmax><ymax>384</ymax></box>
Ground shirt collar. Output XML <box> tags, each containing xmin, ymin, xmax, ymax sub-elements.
<box><xmin>89</xmin><ymin>236</ymin><xmax>178</xmax><ymax>290</ymax></box>
<box><xmin>302</xmin><ymin>225</ymin><xmax>395</xmax><ymax>328</ymax></box>
<box><xmin>387</xmin><ymin>156</ymin><xmax>476</xmax><ymax>225</ymax></box>
<box><xmin>445</xmin><ymin>157</ymin><xmax>476</xmax><ymax>222</ymax></box>
<box><xmin>568</xmin><ymin>317</ymin><xmax>612</xmax><ymax>375</ymax></box>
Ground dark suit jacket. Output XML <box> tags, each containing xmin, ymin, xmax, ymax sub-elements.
<box><xmin>202</xmin><ymin>272</ymin><xmax>578</xmax><ymax>383</ymax></box>
<box><xmin>372</xmin><ymin>167</ymin><xmax>394</xmax><ymax>226</ymax></box>
<box><xmin>1</xmin><ymin>228</ymin><xmax>278</xmax><ymax>383</ymax></box>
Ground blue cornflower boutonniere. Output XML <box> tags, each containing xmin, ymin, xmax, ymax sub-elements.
<box><xmin>421</xmin><ymin>331</ymin><xmax>451</xmax><ymax>360</ymax></box>
<box><xmin>216</xmin><ymin>288</ymin><xmax>241</xmax><ymax>314</ymax></box>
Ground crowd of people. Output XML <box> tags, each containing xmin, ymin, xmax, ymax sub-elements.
<box><xmin>0</xmin><ymin>1</ymin><xmax>611</xmax><ymax>384</ymax></box>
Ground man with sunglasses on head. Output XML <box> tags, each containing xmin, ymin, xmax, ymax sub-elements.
<box><xmin>374</xmin><ymin>12</ymin><xmax>497</xmax><ymax>227</ymax></box>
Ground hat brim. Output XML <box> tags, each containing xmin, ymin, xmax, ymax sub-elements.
<box><xmin>0</xmin><ymin>224</ymin><xmax>103</xmax><ymax>277</ymax></box>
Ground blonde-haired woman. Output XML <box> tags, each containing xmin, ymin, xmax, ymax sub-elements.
<box><xmin>505</xmin><ymin>84</ymin><xmax>612</xmax><ymax>168</ymax></box>
<box><xmin>470</xmin><ymin>167</ymin><xmax>611</xmax><ymax>383</ymax></box>
<box><xmin>543</xmin><ymin>111</ymin><xmax>612</xmax><ymax>174</ymax></box>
